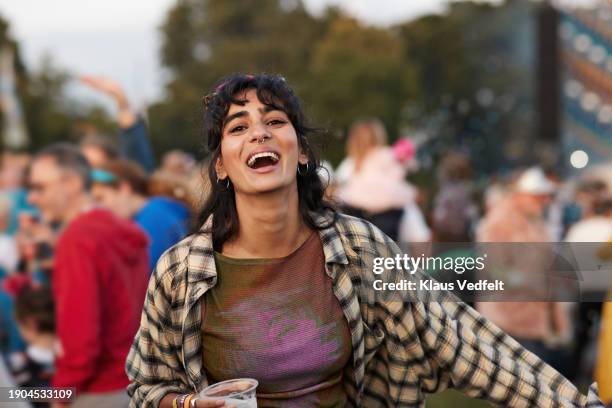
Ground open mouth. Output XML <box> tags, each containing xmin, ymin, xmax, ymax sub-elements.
<box><xmin>246</xmin><ymin>151</ymin><xmax>280</xmax><ymax>169</ymax></box>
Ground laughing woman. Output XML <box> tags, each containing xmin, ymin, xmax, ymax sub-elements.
<box><xmin>126</xmin><ymin>74</ymin><xmax>602</xmax><ymax>408</ymax></box>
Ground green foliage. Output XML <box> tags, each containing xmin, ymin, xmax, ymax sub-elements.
<box><xmin>3</xmin><ymin>0</ymin><xmax>540</xmax><ymax>174</ymax></box>
<box><xmin>396</xmin><ymin>0</ymin><xmax>537</xmax><ymax>174</ymax></box>
<box><xmin>18</xmin><ymin>56</ymin><xmax>73</xmax><ymax>148</ymax></box>
<box><xmin>304</xmin><ymin>14</ymin><xmax>417</xmax><ymax>163</ymax></box>
<box><xmin>0</xmin><ymin>14</ymin><xmax>114</xmax><ymax>152</ymax></box>
<box><xmin>151</xmin><ymin>0</ymin><xmax>418</xmax><ymax>163</ymax></box>
<box><xmin>151</xmin><ymin>0</ymin><xmax>537</xmax><ymax>172</ymax></box>
<box><xmin>18</xmin><ymin>56</ymin><xmax>116</xmax><ymax>150</ymax></box>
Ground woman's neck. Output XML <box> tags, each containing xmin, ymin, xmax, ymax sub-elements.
<box><xmin>225</xmin><ymin>185</ymin><xmax>310</xmax><ymax>258</ymax></box>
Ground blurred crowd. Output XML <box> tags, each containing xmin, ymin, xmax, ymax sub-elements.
<box><xmin>0</xmin><ymin>78</ymin><xmax>610</xmax><ymax>406</ymax></box>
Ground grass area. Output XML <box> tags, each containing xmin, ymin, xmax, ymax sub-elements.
<box><xmin>426</xmin><ymin>390</ymin><xmax>493</xmax><ymax>408</ymax></box>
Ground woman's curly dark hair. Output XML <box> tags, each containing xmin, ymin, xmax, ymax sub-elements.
<box><xmin>197</xmin><ymin>73</ymin><xmax>334</xmax><ymax>250</ymax></box>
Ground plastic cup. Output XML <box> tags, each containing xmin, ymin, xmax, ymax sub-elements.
<box><xmin>198</xmin><ymin>378</ymin><xmax>258</xmax><ymax>408</ymax></box>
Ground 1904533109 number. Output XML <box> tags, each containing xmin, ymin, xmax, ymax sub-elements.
<box><xmin>2</xmin><ymin>387</ymin><xmax>75</xmax><ymax>402</ymax></box>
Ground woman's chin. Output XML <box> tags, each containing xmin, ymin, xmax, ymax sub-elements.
<box><xmin>241</xmin><ymin>178</ymin><xmax>296</xmax><ymax>195</ymax></box>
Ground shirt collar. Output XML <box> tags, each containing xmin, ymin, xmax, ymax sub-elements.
<box><xmin>310</xmin><ymin>209</ymin><xmax>349</xmax><ymax>266</ymax></box>
<box><xmin>186</xmin><ymin>209</ymin><xmax>348</xmax><ymax>283</ymax></box>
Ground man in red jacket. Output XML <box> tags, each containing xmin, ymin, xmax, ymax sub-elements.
<box><xmin>27</xmin><ymin>144</ymin><xmax>149</xmax><ymax>408</ymax></box>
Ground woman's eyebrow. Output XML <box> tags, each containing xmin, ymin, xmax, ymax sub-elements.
<box><xmin>261</xmin><ymin>105</ymin><xmax>285</xmax><ymax>114</ymax></box>
<box><xmin>224</xmin><ymin>110</ymin><xmax>248</xmax><ymax>126</ymax></box>
<box><xmin>224</xmin><ymin>106</ymin><xmax>284</xmax><ymax>127</ymax></box>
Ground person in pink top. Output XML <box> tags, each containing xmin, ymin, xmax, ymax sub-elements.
<box><xmin>335</xmin><ymin>119</ymin><xmax>430</xmax><ymax>244</ymax></box>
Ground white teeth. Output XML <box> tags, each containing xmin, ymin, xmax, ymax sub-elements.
<box><xmin>247</xmin><ymin>152</ymin><xmax>280</xmax><ymax>167</ymax></box>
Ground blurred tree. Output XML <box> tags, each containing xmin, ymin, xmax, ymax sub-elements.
<box><xmin>0</xmin><ymin>14</ymin><xmax>113</xmax><ymax>152</ymax></box>
<box><xmin>18</xmin><ymin>56</ymin><xmax>74</xmax><ymax>148</ymax></box>
<box><xmin>3</xmin><ymin>0</ymin><xmax>542</xmax><ymax>174</ymax></box>
<box><xmin>18</xmin><ymin>56</ymin><xmax>115</xmax><ymax>150</ymax></box>
<box><xmin>0</xmin><ymin>14</ymin><xmax>28</xmax><ymax>150</ymax></box>
<box><xmin>151</xmin><ymin>0</ymin><xmax>417</xmax><ymax>164</ymax></box>
<box><xmin>304</xmin><ymin>13</ymin><xmax>417</xmax><ymax>163</ymax></box>
<box><xmin>153</xmin><ymin>0</ymin><xmax>538</xmax><ymax>171</ymax></box>
<box><xmin>397</xmin><ymin>0</ymin><xmax>537</xmax><ymax>174</ymax></box>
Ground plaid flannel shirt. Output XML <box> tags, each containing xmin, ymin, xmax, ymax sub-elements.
<box><xmin>126</xmin><ymin>210</ymin><xmax>603</xmax><ymax>407</ymax></box>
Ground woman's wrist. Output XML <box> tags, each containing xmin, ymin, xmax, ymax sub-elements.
<box><xmin>171</xmin><ymin>393</ymin><xmax>197</xmax><ymax>408</ymax></box>
<box><xmin>159</xmin><ymin>393</ymin><xmax>180</xmax><ymax>408</ymax></box>
<box><xmin>173</xmin><ymin>394</ymin><xmax>186</xmax><ymax>408</ymax></box>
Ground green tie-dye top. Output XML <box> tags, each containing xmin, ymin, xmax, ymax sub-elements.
<box><xmin>201</xmin><ymin>231</ymin><xmax>352</xmax><ymax>407</ymax></box>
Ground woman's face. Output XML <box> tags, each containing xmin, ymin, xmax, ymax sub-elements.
<box><xmin>216</xmin><ymin>88</ymin><xmax>307</xmax><ymax>195</ymax></box>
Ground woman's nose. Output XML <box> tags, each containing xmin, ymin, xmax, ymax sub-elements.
<box><xmin>250</xmin><ymin>122</ymin><xmax>271</xmax><ymax>143</ymax></box>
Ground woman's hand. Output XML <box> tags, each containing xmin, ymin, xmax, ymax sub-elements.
<box><xmin>160</xmin><ymin>393</ymin><xmax>227</xmax><ymax>408</ymax></box>
<box><xmin>79</xmin><ymin>76</ymin><xmax>129</xmax><ymax>108</ymax></box>
<box><xmin>192</xmin><ymin>398</ymin><xmax>227</xmax><ymax>407</ymax></box>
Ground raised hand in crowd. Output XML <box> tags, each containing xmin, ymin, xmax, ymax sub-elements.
<box><xmin>79</xmin><ymin>76</ymin><xmax>137</xmax><ymax>129</ymax></box>
<box><xmin>79</xmin><ymin>75</ymin><xmax>156</xmax><ymax>172</ymax></box>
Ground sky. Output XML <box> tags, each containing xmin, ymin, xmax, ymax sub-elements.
<box><xmin>0</xmin><ymin>0</ymin><xmax>601</xmax><ymax>110</ymax></box>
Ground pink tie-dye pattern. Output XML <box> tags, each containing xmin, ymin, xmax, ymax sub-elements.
<box><xmin>202</xmin><ymin>233</ymin><xmax>351</xmax><ymax>404</ymax></box>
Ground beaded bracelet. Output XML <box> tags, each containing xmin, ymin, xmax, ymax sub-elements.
<box><xmin>173</xmin><ymin>394</ymin><xmax>188</xmax><ymax>408</ymax></box>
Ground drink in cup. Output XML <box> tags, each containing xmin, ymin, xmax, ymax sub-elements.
<box><xmin>198</xmin><ymin>378</ymin><xmax>258</xmax><ymax>408</ymax></box>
